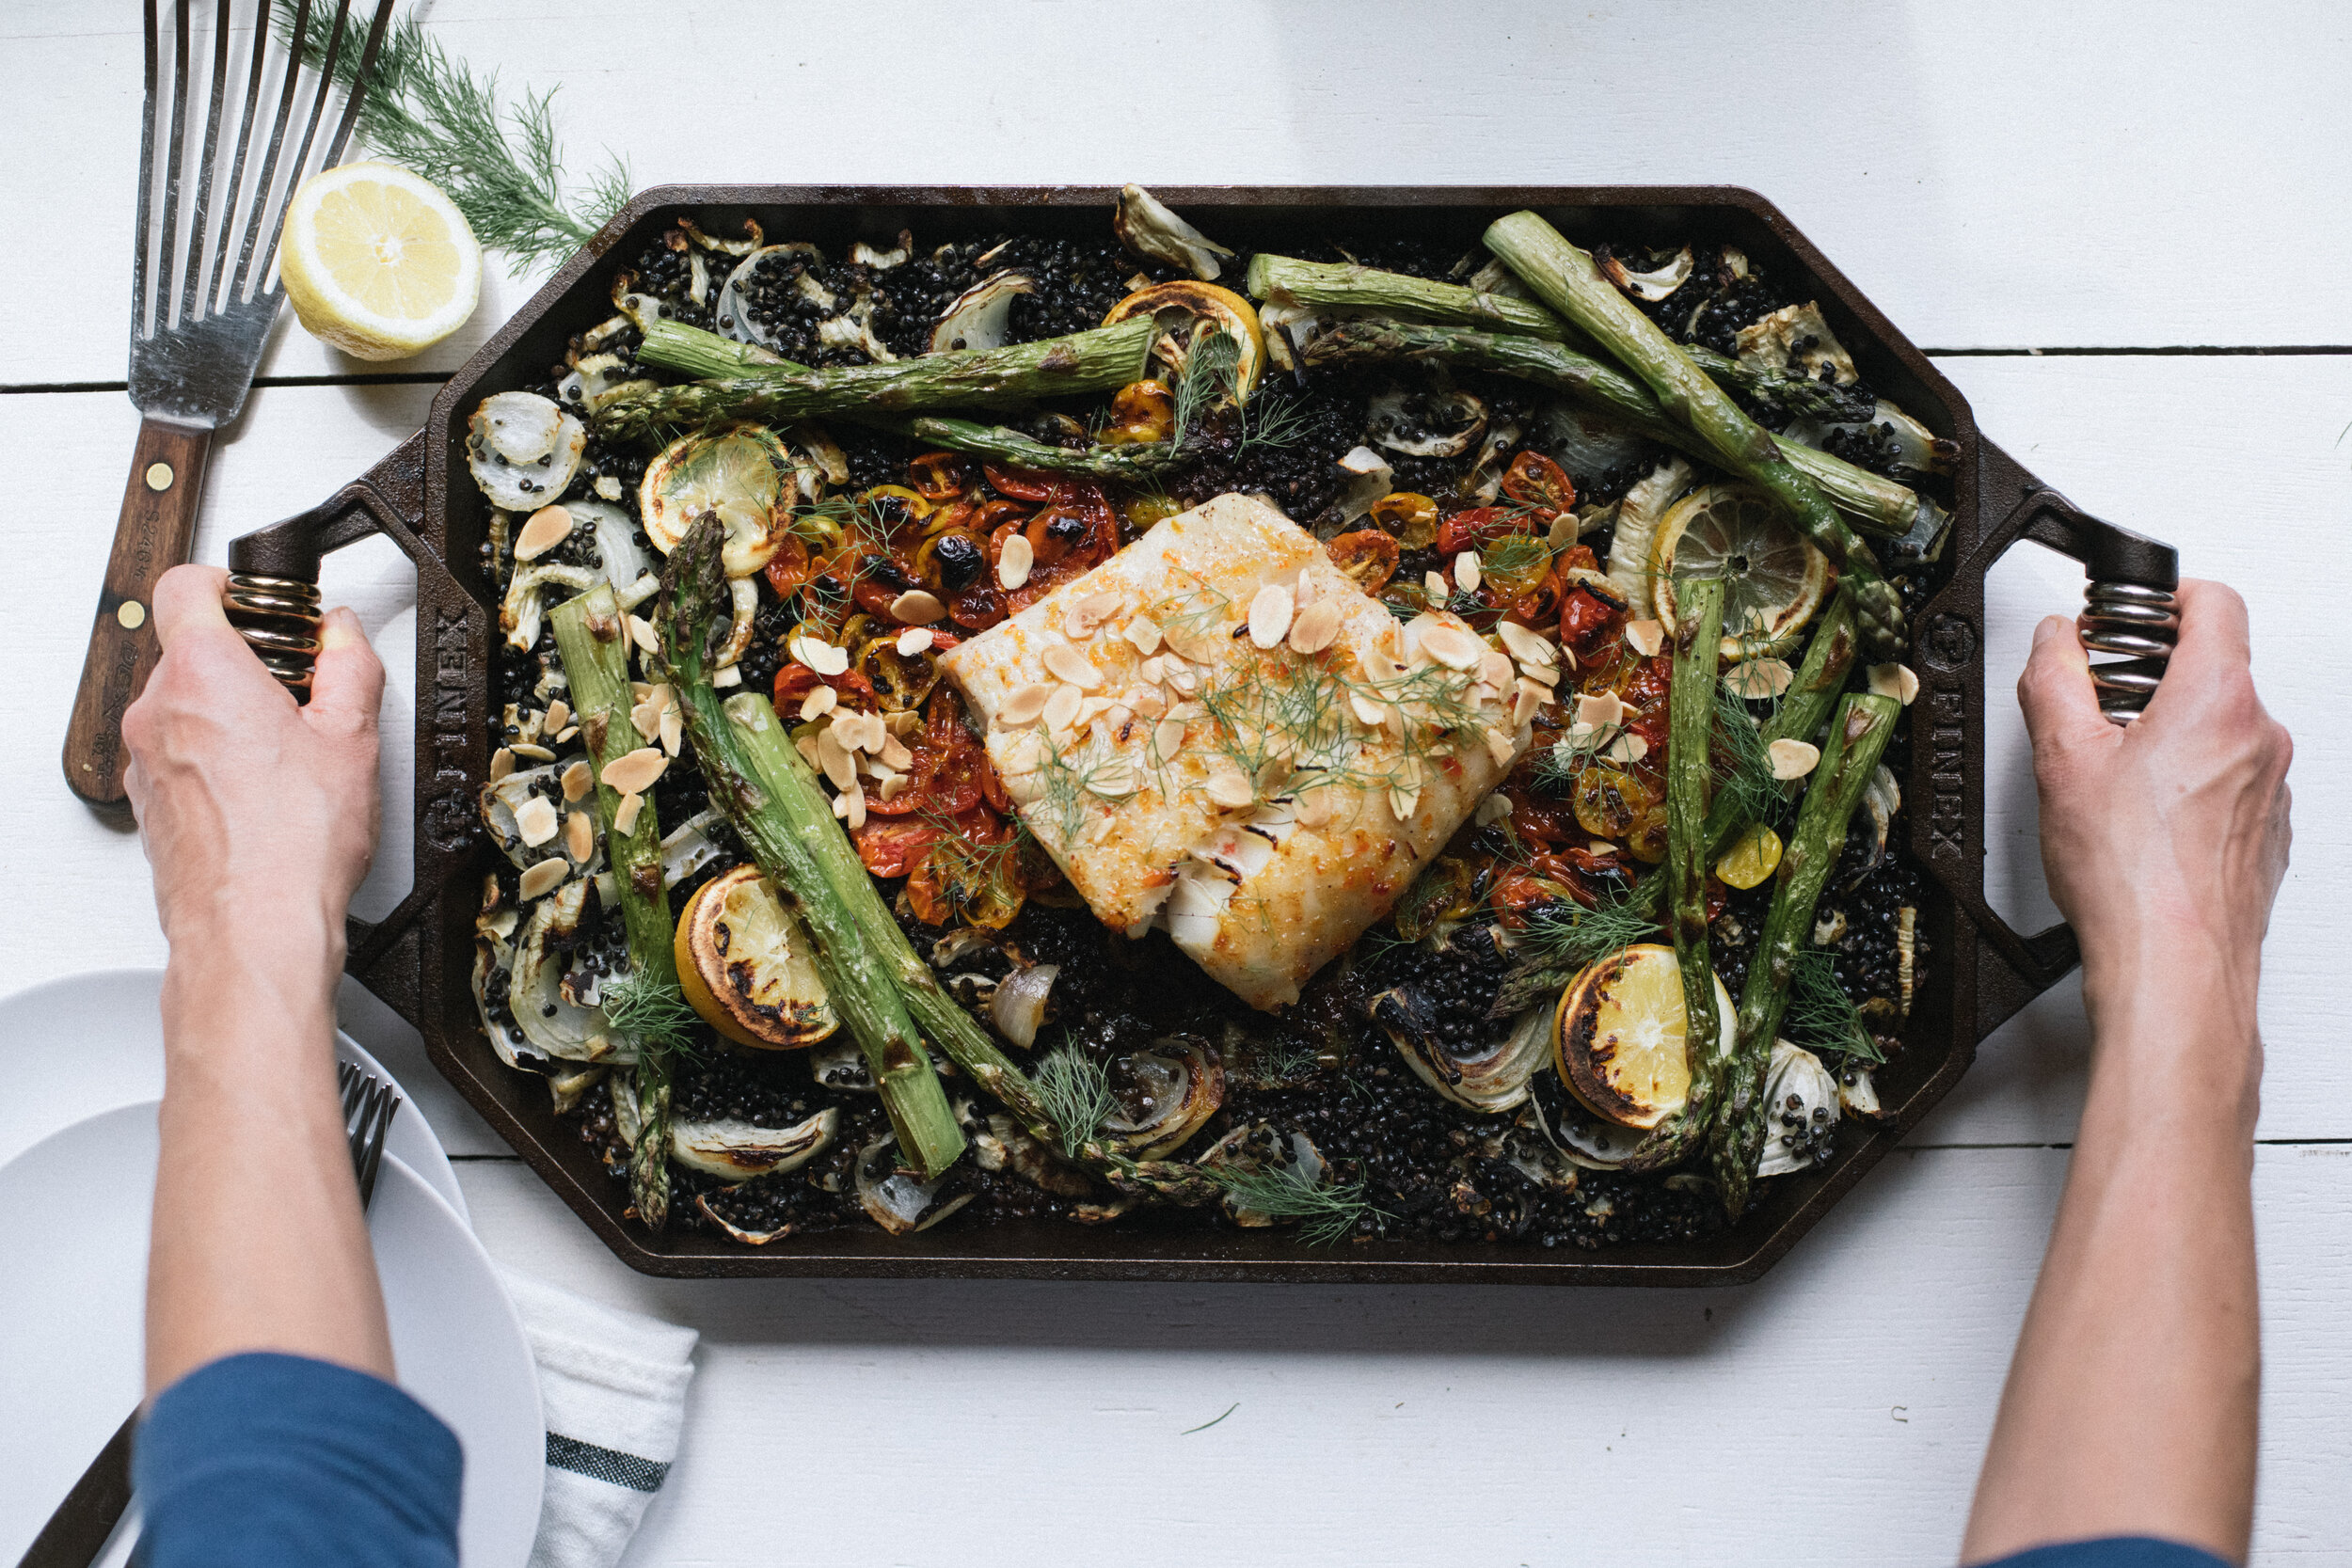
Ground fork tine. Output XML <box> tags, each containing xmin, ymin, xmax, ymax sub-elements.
<box><xmin>229</xmin><ymin>0</ymin><xmax>312</xmax><ymax>302</ymax></box>
<box><xmin>204</xmin><ymin>0</ymin><xmax>277</xmax><ymax>316</ymax></box>
<box><xmin>317</xmin><ymin>0</ymin><xmax>395</xmax><ymax>170</ymax></box>
<box><xmin>132</xmin><ymin>0</ymin><xmax>161</xmax><ymax>338</ymax></box>
<box><xmin>256</xmin><ymin>0</ymin><xmax>356</xmax><ymax>295</ymax></box>
<box><xmin>153</xmin><ymin>0</ymin><xmax>191</xmax><ymax>333</ymax></box>
<box><xmin>358</xmin><ymin>1083</ymin><xmax>400</xmax><ymax>1208</ymax></box>
<box><xmin>177</xmin><ymin>0</ymin><xmax>233</xmax><ymax>323</ymax></box>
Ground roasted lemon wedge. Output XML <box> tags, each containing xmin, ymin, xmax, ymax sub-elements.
<box><xmin>1553</xmin><ymin>943</ymin><xmax>1735</xmax><ymax>1129</ymax></box>
<box><xmin>1103</xmin><ymin>279</ymin><xmax>1265</xmax><ymax>402</ymax></box>
<box><xmin>674</xmin><ymin>864</ymin><xmax>837</xmax><ymax>1049</ymax></box>
<box><xmin>279</xmin><ymin>162</ymin><xmax>480</xmax><ymax>361</ymax></box>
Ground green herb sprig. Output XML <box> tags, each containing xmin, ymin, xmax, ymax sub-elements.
<box><xmin>1787</xmin><ymin>950</ymin><xmax>1884</xmax><ymax>1065</ymax></box>
<box><xmin>1032</xmin><ymin>1044</ymin><xmax>1120</xmax><ymax>1163</ymax></box>
<box><xmin>278</xmin><ymin>1</ymin><xmax>630</xmax><ymax>268</ymax></box>
<box><xmin>1215</xmin><ymin>1164</ymin><xmax>1387</xmax><ymax>1246</ymax></box>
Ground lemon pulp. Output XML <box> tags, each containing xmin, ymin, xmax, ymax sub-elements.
<box><xmin>1649</xmin><ymin>482</ymin><xmax>1831</xmax><ymax>658</ymax></box>
<box><xmin>279</xmin><ymin>162</ymin><xmax>480</xmax><ymax>360</ymax></box>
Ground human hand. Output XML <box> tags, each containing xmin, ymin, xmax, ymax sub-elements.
<box><xmin>2016</xmin><ymin>578</ymin><xmax>2291</xmax><ymax>989</ymax></box>
<box><xmin>121</xmin><ymin>564</ymin><xmax>386</xmax><ymax>956</ymax></box>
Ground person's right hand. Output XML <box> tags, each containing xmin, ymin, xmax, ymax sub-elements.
<box><xmin>120</xmin><ymin>563</ymin><xmax>386</xmax><ymax>958</ymax></box>
<box><xmin>2017</xmin><ymin>578</ymin><xmax>2292</xmax><ymax>988</ymax></box>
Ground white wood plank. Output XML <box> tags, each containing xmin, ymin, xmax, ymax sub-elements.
<box><xmin>448</xmin><ymin>1146</ymin><xmax>2352</xmax><ymax>1566</ymax></box>
<box><xmin>8</xmin><ymin>0</ymin><xmax>2352</xmax><ymax>387</ymax></box>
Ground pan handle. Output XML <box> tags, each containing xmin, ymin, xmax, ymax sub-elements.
<box><xmin>1910</xmin><ymin>455</ymin><xmax>2178</xmax><ymax>1038</ymax></box>
<box><xmin>223</xmin><ymin>431</ymin><xmax>479</xmax><ymax>1029</ymax></box>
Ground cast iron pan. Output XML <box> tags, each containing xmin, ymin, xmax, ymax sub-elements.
<box><xmin>226</xmin><ymin>186</ymin><xmax>2174</xmax><ymax>1284</ymax></box>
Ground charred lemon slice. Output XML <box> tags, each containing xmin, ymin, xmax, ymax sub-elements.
<box><xmin>640</xmin><ymin>423</ymin><xmax>790</xmax><ymax>577</ymax></box>
<box><xmin>1103</xmin><ymin>280</ymin><xmax>1265</xmax><ymax>403</ymax></box>
<box><xmin>1553</xmin><ymin>943</ymin><xmax>1736</xmax><ymax>1129</ymax></box>
<box><xmin>1649</xmin><ymin>482</ymin><xmax>1831</xmax><ymax>658</ymax></box>
<box><xmin>674</xmin><ymin>864</ymin><xmax>837</xmax><ymax>1049</ymax></box>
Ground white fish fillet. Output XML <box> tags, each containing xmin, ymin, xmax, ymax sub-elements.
<box><xmin>938</xmin><ymin>494</ymin><xmax>1529</xmax><ymax>1011</ymax></box>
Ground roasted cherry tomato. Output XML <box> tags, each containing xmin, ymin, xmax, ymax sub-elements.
<box><xmin>1102</xmin><ymin>380</ymin><xmax>1176</xmax><ymax>445</ymax></box>
<box><xmin>761</xmin><ymin>535</ymin><xmax>812</xmax><ymax>598</ymax></box>
<box><xmin>981</xmin><ymin>463</ymin><xmax>1062</xmax><ymax>503</ymax></box>
<box><xmin>949</xmin><ymin>582</ymin><xmax>1008</xmax><ymax>631</ymax></box>
<box><xmin>1369</xmin><ymin>491</ymin><xmax>1438</xmax><ymax>548</ymax></box>
<box><xmin>1326</xmin><ymin>529</ymin><xmax>1402</xmax><ymax>594</ymax></box>
<box><xmin>1491</xmin><ymin>872</ymin><xmax>1579</xmax><ymax>929</ymax></box>
<box><xmin>773</xmin><ymin>664</ymin><xmax>880</xmax><ymax>713</ymax></box>
<box><xmin>851</xmin><ymin>817</ymin><xmax>942</xmax><ymax>879</ymax></box>
<box><xmin>866</xmin><ymin>691</ymin><xmax>986</xmax><ymax>817</ymax></box>
<box><xmin>917</xmin><ymin>530</ymin><xmax>989</xmax><ymax>595</ymax></box>
<box><xmin>1558</xmin><ymin>578</ymin><xmax>1629</xmax><ymax>667</ymax></box>
<box><xmin>1437</xmin><ymin>506</ymin><xmax>1518</xmax><ymax>557</ymax></box>
<box><xmin>907</xmin><ymin>451</ymin><xmax>977</xmax><ymax>503</ymax></box>
<box><xmin>1500</xmin><ymin>451</ymin><xmax>1577</xmax><ymax>516</ymax></box>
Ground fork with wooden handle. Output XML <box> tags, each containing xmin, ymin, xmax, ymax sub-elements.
<box><xmin>61</xmin><ymin>0</ymin><xmax>392</xmax><ymax>812</ymax></box>
<box><xmin>10</xmin><ymin>1063</ymin><xmax>402</xmax><ymax>1568</ymax></box>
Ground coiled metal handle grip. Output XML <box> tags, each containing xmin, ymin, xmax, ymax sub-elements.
<box><xmin>2079</xmin><ymin>579</ymin><xmax>2178</xmax><ymax>724</ymax></box>
<box><xmin>223</xmin><ymin>571</ymin><xmax>324</xmax><ymax>699</ymax></box>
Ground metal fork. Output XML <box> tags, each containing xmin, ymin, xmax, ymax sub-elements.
<box><xmin>62</xmin><ymin>0</ymin><xmax>395</xmax><ymax>813</ymax></box>
<box><xmin>13</xmin><ymin>1060</ymin><xmax>404</xmax><ymax>1568</ymax></box>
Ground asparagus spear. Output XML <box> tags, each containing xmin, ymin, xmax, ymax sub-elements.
<box><xmin>1710</xmin><ymin>692</ymin><xmax>1900</xmax><ymax>1216</ymax></box>
<box><xmin>1617</xmin><ymin>577</ymin><xmax>1730</xmax><ymax>1173</ymax></box>
<box><xmin>1483</xmin><ymin>212</ymin><xmax>1907</xmax><ymax>659</ymax></box>
<box><xmin>550</xmin><ymin>583</ymin><xmax>692</xmax><ymax>1228</ymax></box>
<box><xmin>654</xmin><ymin>517</ymin><xmax>967</xmax><ymax>1180</ymax></box>
<box><xmin>1245</xmin><ymin>253</ymin><xmax>1592</xmax><ymax>346</ymax></box>
<box><xmin>1302</xmin><ymin>319</ymin><xmax>1939</xmax><ymax>545</ymax></box>
<box><xmin>595</xmin><ymin>315</ymin><xmax>1160</xmax><ymax>442</ymax></box>
<box><xmin>629</xmin><ymin>318</ymin><xmax>1184</xmax><ymax>482</ymax></box>
<box><xmin>1683</xmin><ymin>344</ymin><xmax>1878</xmax><ymax>424</ymax></box>
<box><xmin>719</xmin><ymin>694</ymin><xmax>1228</xmax><ymax>1208</ymax></box>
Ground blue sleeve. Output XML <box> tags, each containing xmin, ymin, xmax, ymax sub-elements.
<box><xmin>133</xmin><ymin>1352</ymin><xmax>462</xmax><ymax>1568</ymax></box>
<box><xmin>1978</xmin><ymin>1539</ymin><xmax>2233</xmax><ymax>1568</ymax></box>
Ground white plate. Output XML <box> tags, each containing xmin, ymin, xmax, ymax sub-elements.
<box><xmin>0</xmin><ymin>1104</ymin><xmax>543</xmax><ymax>1567</ymax></box>
<box><xmin>0</xmin><ymin>968</ymin><xmax>465</xmax><ymax>1220</ymax></box>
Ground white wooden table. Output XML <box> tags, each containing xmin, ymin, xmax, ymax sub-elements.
<box><xmin>6</xmin><ymin>3</ymin><xmax>2349</xmax><ymax>1562</ymax></box>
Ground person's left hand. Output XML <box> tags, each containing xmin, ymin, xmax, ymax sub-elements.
<box><xmin>121</xmin><ymin>564</ymin><xmax>385</xmax><ymax>953</ymax></box>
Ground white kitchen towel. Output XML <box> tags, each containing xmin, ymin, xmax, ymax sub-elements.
<box><xmin>498</xmin><ymin>1267</ymin><xmax>699</xmax><ymax>1568</ymax></box>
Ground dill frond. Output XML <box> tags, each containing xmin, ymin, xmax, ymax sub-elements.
<box><xmin>1212</xmin><ymin>1164</ymin><xmax>1386</xmax><ymax>1246</ymax></box>
<box><xmin>1712</xmin><ymin>680</ymin><xmax>1787</xmax><ymax>829</ymax></box>
<box><xmin>276</xmin><ymin>1</ymin><xmax>630</xmax><ymax>268</ymax></box>
<box><xmin>598</xmin><ymin>971</ymin><xmax>701</xmax><ymax>1058</ymax></box>
<box><xmin>1788</xmin><ymin>950</ymin><xmax>1885</xmax><ymax>1065</ymax></box>
<box><xmin>1237</xmin><ymin>388</ymin><xmax>1314</xmax><ymax>456</ymax></box>
<box><xmin>1172</xmin><ymin>330</ymin><xmax>1239</xmax><ymax>444</ymax></box>
<box><xmin>1513</xmin><ymin>884</ymin><xmax>1663</xmax><ymax>974</ymax></box>
<box><xmin>1033</xmin><ymin>1043</ymin><xmax>1119</xmax><ymax>1161</ymax></box>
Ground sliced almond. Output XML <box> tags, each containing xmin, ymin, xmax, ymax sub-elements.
<box><xmin>795</xmin><ymin>734</ymin><xmax>821</xmax><ymax>768</ymax></box>
<box><xmin>511</xmin><ymin>741</ymin><xmax>557</xmax><ymax>764</ymax></box>
<box><xmin>560</xmin><ymin>759</ymin><xmax>594</xmax><ymax>801</ymax></box>
<box><xmin>1293</xmin><ymin>786</ymin><xmax>1334</xmax><ymax>829</ymax></box>
<box><xmin>1066</xmin><ymin>591</ymin><xmax>1125</xmax><ymax>639</ymax></box>
<box><xmin>1203</xmin><ymin>765</ymin><xmax>1256</xmax><ymax>810</ymax></box>
<box><xmin>1247</xmin><ymin>582</ymin><xmax>1295</xmax><ymax>649</ymax></box>
<box><xmin>1624</xmin><ymin>618</ymin><xmax>1664</xmax><ymax>657</ymax></box>
<box><xmin>513</xmin><ymin>796</ymin><xmax>560</xmax><ymax>847</ymax></box>
<box><xmin>1511</xmin><ymin>682</ymin><xmax>1546</xmax><ymax>728</ymax></box>
<box><xmin>490</xmin><ymin>746</ymin><xmax>516</xmax><ymax>783</ymax></box>
<box><xmin>659</xmin><ymin>704</ymin><xmax>683</xmax><ymax>756</ymax></box>
<box><xmin>712</xmin><ymin>665</ymin><xmax>741</xmax><ymax>689</ymax></box>
<box><xmin>1424</xmin><ymin>569</ymin><xmax>1450</xmax><ymax>605</ymax></box>
<box><xmin>1606</xmin><ymin>731</ymin><xmax>1649</xmax><ymax>766</ymax></box>
<box><xmin>518</xmin><ymin>858</ymin><xmax>569</xmax><ymax>899</ymax></box>
<box><xmin>790</xmin><ymin>636</ymin><xmax>849</xmax><ymax>677</ymax></box>
<box><xmin>896</xmin><ymin>626</ymin><xmax>934</xmax><ymax>657</ymax></box>
<box><xmin>1128</xmin><ymin>685</ymin><xmax>1168</xmax><ymax>720</ymax></box>
<box><xmin>1576</xmin><ymin>691</ymin><xmax>1626</xmax><ymax>731</ymax></box>
<box><xmin>1867</xmin><ymin>662</ymin><xmax>1921</xmax><ymax>705</ymax></box>
<box><xmin>1124</xmin><ymin>615</ymin><xmax>1164</xmax><ymax>656</ymax></box>
<box><xmin>998</xmin><ymin>531</ymin><xmax>1034</xmax><ymax>590</ymax></box>
<box><xmin>885</xmin><ymin>709</ymin><xmax>923</xmax><ymax>736</ymax></box>
<box><xmin>564</xmin><ymin>809</ymin><xmax>596</xmax><ymax>862</ymax></box>
<box><xmin>542</xmin><ymin>699</ymin><xmax>572</xmax><ymax>733</ymax></box>
<box><xmin>1549</xmin><ymin>513</ymin><xmax>1581</xmax><ymax>549</ymax></box>
<box><xmin>1485</xmin><ymin>725</ymin><xmax>1519</xmax><ymax>767</ymax></box>
<box><xmin>838</xmin><ymin>781</ymin><xmax>867</xmax><ymax>831</ymax></box>
<box><xmin>1163</xmin><ymin>663</ymin><xmax>1200</xmax><ymax>697</ymax></box>
<box><xmin>1521</xmin><ymin>658</ymin><xmax>1560</xmax><ymax>689</ymax></box>
<box><xmin>1477</xmin><ymin>648</ymin><xmax>1514</xmax><ymax>690</ymax></box>
<box><xmin>1043</xmin><ymin>682</ymin><xmax>1085</xmax><ymax>733</ymax></box>
<box><xmin>1288</xmin><ymin>598</ymin><xmax>1343</xmax><ymax>655</ymax></box>
<box><xmin>1042</xmin><ymin>641</ymin><xmax>1104</xmax><ymax>689</ymax></box>
<box><xmin>612</xmin><ymin>792</ymin><xmax>644</xmax><ymax>836</ymax></box>
<box><xmin>879</xmin><ymin>734</ymin><xmax>914</xmax><ymax>771</ymax></box>
<box><xmin>1419</xmin><ymin>622</ymin><xmax>1487</xmax><ymax>673</ymax></box>
<box><xmin>1089</xmin><ymin>761</ymin><xmax>1139</xmax><ymax>799</ymax></box>
<box><xmin>888</xmin><ymin>589</ymin><xmax>946</xmax><ymax>625</ymax></box>
<box><xmin>1769</xmin><ymin>738</ymin><xmax>1822</xmax><ymax>781</ymax></box>
<box><xmin>513</xmin><ymin>505</ymin><xmax>575</xmax><ymax>561</ymax></box>
<box><xmin>600</xmin><ymin>746</ymin><xmax>669</xmax><ymax>797</ymax></box>
<box><xmin>816</xmin><ymin>726</ymin><xmax>857</xmax><ymax>790</ymax></box>
<box><xmin>628</xmin><ymin>615</ymin><xmax>660</xmax><ymax>655</ymax></box>
<box><xmin>553</xmin><ymin>725</ymin><xmax>580</xmax><ymax>745</ymax></box>
<box><xmin>1076</xmin><ymin>695</ymin><xmax>1115</xmax><ymax>727</ymax></box>
<box><xmin>800</xmin><ymin>685</ymin><xmax>839</xmax><ymax>721</ymax></box>
<box><xmin>1153</xmin><ymin>716</ymin><xmax>1188</xmax><ymax>758</ymax></box>
<box><xmin>1496</xmin><ymin>619</ymin><xmax>1556</xmax><ymax>671</ymax></box>
<box><xmin>999</xmin><ymin>683</ymin><xmax>1054</xmax><ymax>726</ymax></box>
<box><xmin>1388</xmin><ymin>783</ymin><xmax>1422</xmax><ymax>820</ymax></box>
<box><xmin>1454</xmin><ymin>550</ymin><xmax>1484</xmax><ymax>593</ymax></box>
<box><xmin>1725</xmin><ymin>657</ymin><xmax>1795</xmax><ymax>700</ymax></box>
<box><xmin>879</xmin><ymin>774</ymin><xmax>910</xmax><ymax>802</ymax></box>
<box><xmin>1349</xmin><ymin>692</ymin><xmax>1389</xmax><ymax>728</ymax></box>
<box><xmin>630</xmin><ymin>700</ymin><xmax>660</xmax><ymax>740</ymax></box>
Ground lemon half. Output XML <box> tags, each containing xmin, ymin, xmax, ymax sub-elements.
<box><xmin>280</xmin><ymin>162</ymin><xmax>480</xmax><ymax>361</ymax></box>
<box><xmin>1649</xmin><ymin>483</ymin><xmax>1832</xmax><ymax>659</ymax></box>
<box><xmin>675</xmin><ymin>865</ymin><xmax>837</xmax><ymax>1051</ymax></box>
<box><xmin>1553</xmin><ymin>943</ymin><xmax>1736</xmax><ymax>1130</ymax></box>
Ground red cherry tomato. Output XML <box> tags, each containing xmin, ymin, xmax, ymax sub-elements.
<box><xmin>773</xmin><ymin>665</ymin><xmax>880</xmax><ymax>712</ymax></box>
<box><xmin>1558</xmin><ymin>580</ymin><xmax>1629</xmax><ymax>666</ymax></box>
<box><xmin>851</xmin><ymin>817</ymin><xmax>941</xmax><ymax>878</ymax></box>
<box><xmin>1437</xmin><ymin>506</ymin><xmax>1518</xmax><ymax>556</ymax></box>
<box><xmin>981</xmin><ymin>463</ymin><xmax>1062</xmax><ymax>503</ymax></box>
<box><xmin>1500</xmin><ymin>451</ymin><xmax>1577</xmax><ymax>516</ymax></box>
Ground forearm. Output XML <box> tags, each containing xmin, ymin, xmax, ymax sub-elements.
<box><xmin>146</xmin><ymin>920</ymin><xmax>393</xmax><ymax>1395</ymax></box>
<box><xmin>1963</xmin><ymin>956</ymin><xmax>2262</xmax><ymax>1563</ymax></box>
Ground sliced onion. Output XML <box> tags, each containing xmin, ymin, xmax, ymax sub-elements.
<box><xmin>715</xmin><ymin>243</ymin><xmax>824</xmax><ymax>348</ymax></box>
<box><xmin>1102</xmin><ymin>1038</ymin><xmax>1223</xmax><ymax>1160</ymax></box>
<box><xmin>469</xmin><ymin>392</ymin><xmax>585</xmax><ymax>511</ymax></box>
<box><xmin>1366</xmin><ymin>383</ymin><xmax>1486</xmax><ymax>458</ymax></box>
<box><xmin>929</xmin><ymin>270</ymin><xmax>1036</xmax><ymax>354</ymax></box>
<box><xmin>1113</xmin><ymin>183</ymin><xmax>1234</xmax><ymax>281</ymax></box>
<box><xmin>989</xmin><ymin>962</ymin><xmax>1059</xmax><ymax>1049</ymax></box>
<box><xmin>1334</xmin><ymin>444</ymin><xmax>1393</xmax><ymax>524</ymax></box>
<box><xmin>855</xmin><ymin>1135</ymin><xmax>972</xmax><ymax>1235</ymax></box>
<box><xmin>658</xmin><ymin>809</ymin><xmax>726</xmax><ymax>888</ymax></box>
<box><xmin>673</xmin><ymin>1108</ymin><xmax>838</xmax><ymax>1180</ymax></box>
<box><xmin>1756</xmin><ymin>1040</ymin><xmax>1841</xmax><ymax>1177</ymax></box>
<box><xmin>567</xmin><ymin>498</ymin><xmax>650</xmax><ymax>591</ymax></box>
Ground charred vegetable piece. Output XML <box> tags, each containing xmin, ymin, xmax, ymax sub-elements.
<box><xmin>1709</xmin><ymin>692</ymin><xmax>1900</xmax><ymax>1216</ymax></box>
<box><xmin>1482</xmin><ymin>213</ymin><xmax>1905</xmax><ymax>659</ymax></box>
